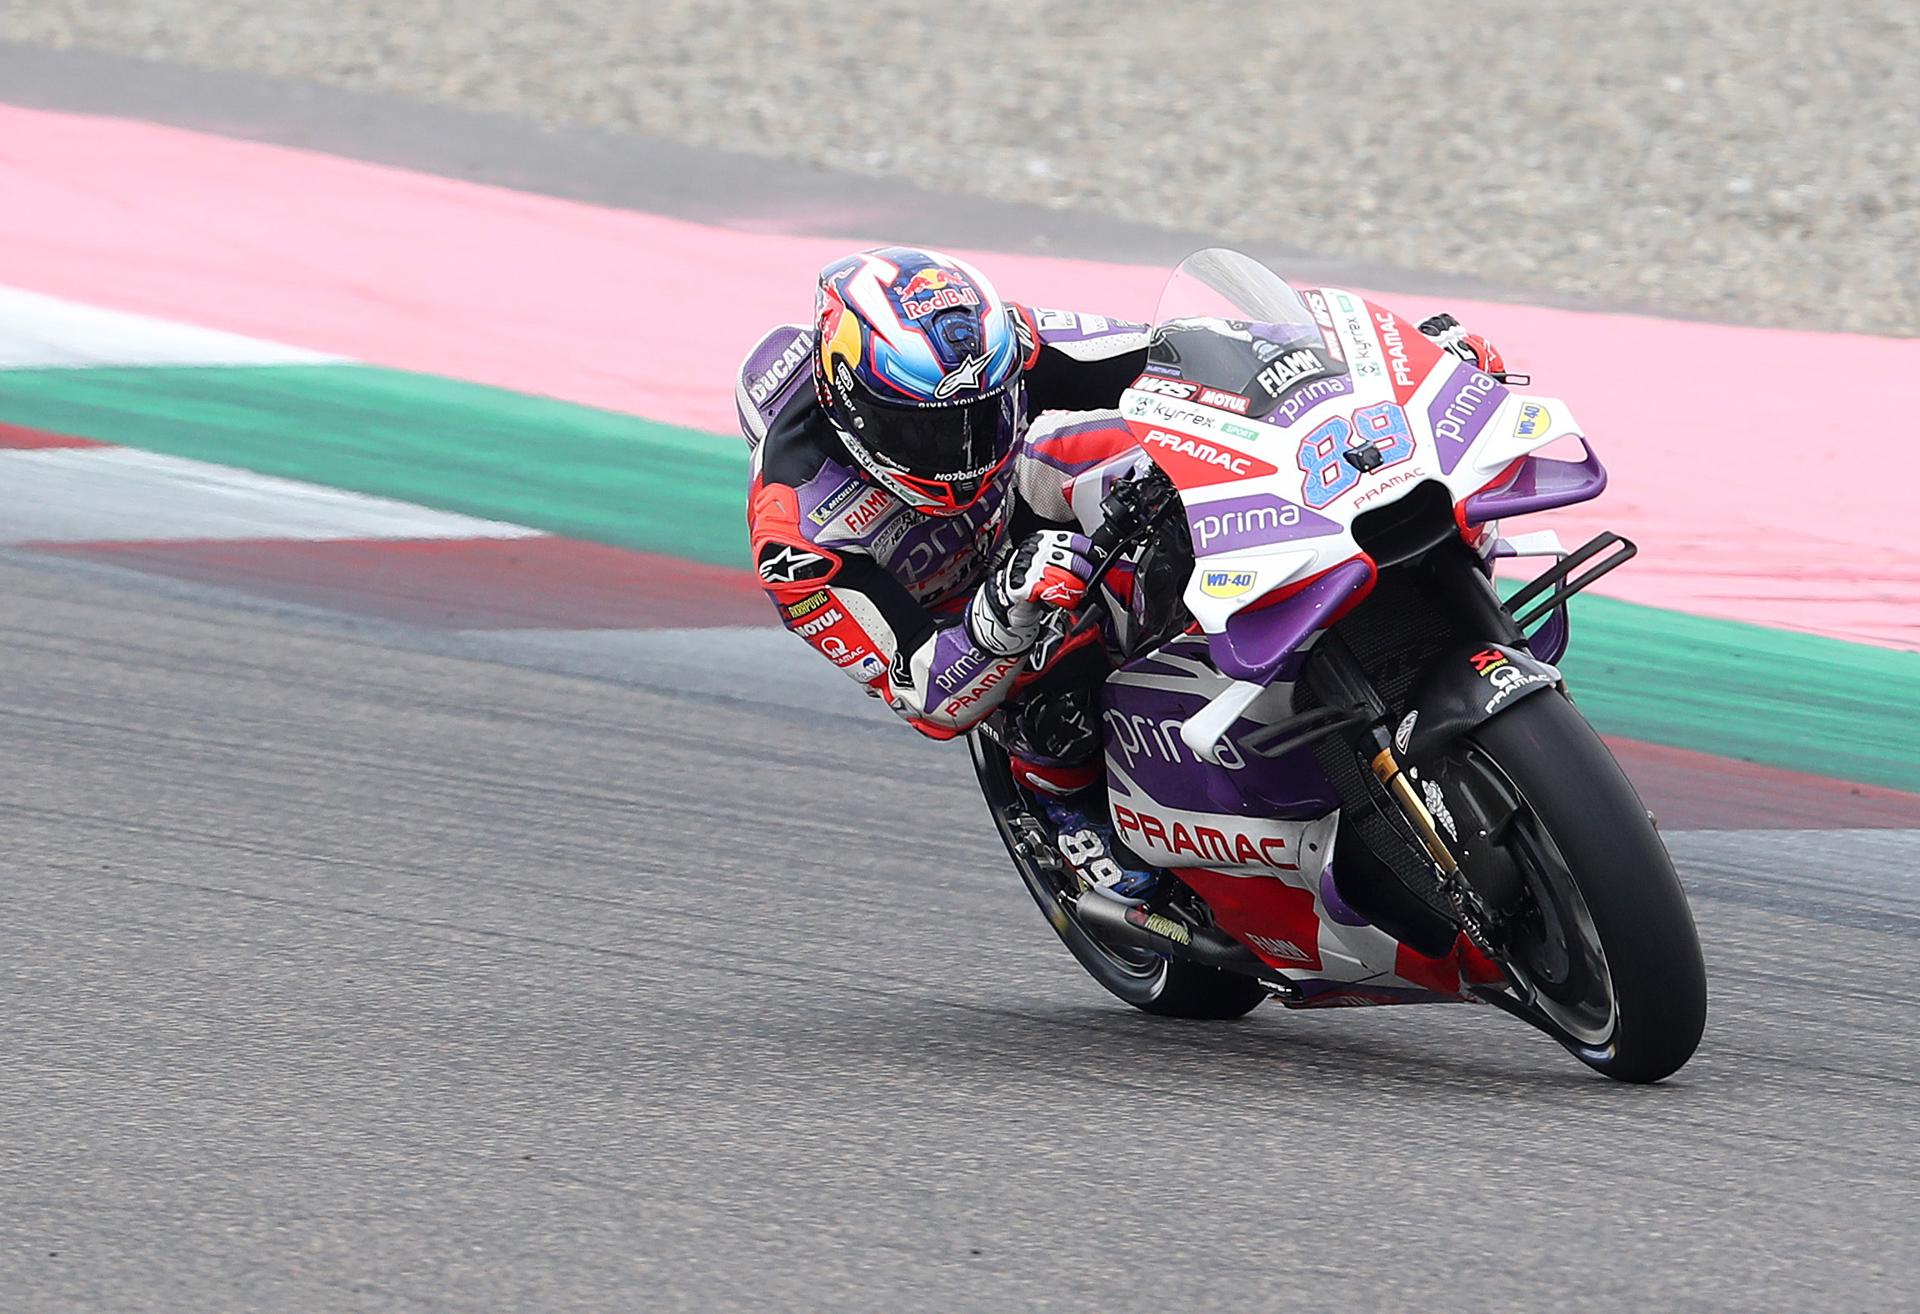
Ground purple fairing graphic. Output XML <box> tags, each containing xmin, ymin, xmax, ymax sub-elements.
<box><xmin>1525</xmin><ymin>606</ymin><xmax>1571</xmax><ymax>664</ymax></box>
<box><xmin>1213</xmin><ymin>558</ymin><xmax>1374</xmax><ymax>683</ymax></box>
<box><xmin>1118</xmin><ymin>637</ymin><xmax>1210</xmax><ymax>681</ymax></box>
<box><xmin>1186</xmin><ymin>491</ymin><xmax>1340</xmax><ymax>555</ymax></box>
<box><xmin>1426</xmin><ymin>364</ymin><xmax>1505</xmax><ymax>474</ymax></box>
<box><xmin>1463</xmin><ymin>440</ymin><xmax>1608</xmax><ymax>523</ymax></box>
<box><xmin>1318</xmin><ymin>869</ymin><xmax>1371</xmax><ymax>926</ymax></box>
<box><xmin>1270</xmin><ymin>372</ymin><xmax>1354</xmax><ymax>428</ymax></box>
<box><xmin>737</xmin><ymin>323</ymin><xmax>814</xmax><ymax>437</ymax></box>
<box><xmin>1284</xmin><ymin>978</ymin><xmax>1453</xmax><ymax>1006</ymax></box>
<box><xmin>1102</xmin><ymin>677</ymin><xmax>1339</xmax><ymax>819</ymax></box>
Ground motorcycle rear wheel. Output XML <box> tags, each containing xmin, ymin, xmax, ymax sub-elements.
<box><xmin>968</xmin><ymin>733</ymin><xmax>1269</xmax><ymax>1020</ymax></box>
<box><xmin>1460</xmin><ymin>691</ymin><xmax>1707</xmax><ymax>1082</ymax></box>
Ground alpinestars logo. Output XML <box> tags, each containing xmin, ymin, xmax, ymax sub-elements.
<box><xmin>933</xmin><ymin>353</ymin><xmax>991</xmax><ymax>399</ymax></box>
<box><xmin>757</xmin><ymin>543</ymin><xmax>832</xmax><ymax>585</ymax></box>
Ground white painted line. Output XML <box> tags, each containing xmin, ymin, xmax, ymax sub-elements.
<box><xmin>1</xmin><ymin>447</ymin><xmax>541</xmax><ymax>543</ymax></box>
<box><xmin>0</xmin><ymin>284</ymin><xmax>345</xmax><ymax>370</ymax></box>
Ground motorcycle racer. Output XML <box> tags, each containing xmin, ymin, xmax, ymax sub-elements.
<box><xmin>738</xmin><ymin>245</ymin><xmax>1510</xmax><ymax>905</ymax></box>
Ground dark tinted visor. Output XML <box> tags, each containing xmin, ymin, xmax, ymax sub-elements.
<box><xmin>844</xmin><ymin>384</ymin><xmax>1022</xmax><ymax>486</ymax></box>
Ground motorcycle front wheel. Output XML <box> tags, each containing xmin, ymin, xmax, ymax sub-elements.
<box><xmin>1450</xmin><ymin>690</ymin><xmax>1708</xmax><ymax>1082</ymax></box>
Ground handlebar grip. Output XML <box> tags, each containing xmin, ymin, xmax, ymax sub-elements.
<box><xmin>1088</xmin><ymin>519</ymin><xmax>1121</xmax><ymax>559</ymax></box>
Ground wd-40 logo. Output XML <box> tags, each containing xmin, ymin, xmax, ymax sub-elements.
<box><xmin>1513</xmin><ymin>402</ymin><xmax>1550</xmax><ymax>440</ymax></box>
<box><xmin>1200</xmin><ymin>570</ymin><xmax>1256</xmax><ymax>598</ymax></box>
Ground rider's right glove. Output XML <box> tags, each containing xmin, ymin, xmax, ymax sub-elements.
<box><xmin>965</xmin><ymin>530</ymin><xmax>1096</xmax><ymax>657</ymax></box>
<box><xmin>1417</xmin><ymin>312</ymin><xmax>1529</xmax><ymax>386</ymax></box>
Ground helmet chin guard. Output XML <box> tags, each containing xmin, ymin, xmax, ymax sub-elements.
<box><xmin>834</xmin><ymin>413</ymin><xmax>1017</xmax><ymax>516</ymax></box>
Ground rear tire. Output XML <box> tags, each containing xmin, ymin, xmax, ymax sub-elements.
<box><xmin>1464</xmin><ymin>692</ymin><xmax>1707</xmax><ymax>1082</ymax></box>
<box><xmin>969</xmin><ymin>733</ymin><xmax>1269</xmax><ymax>1020</ymax></box>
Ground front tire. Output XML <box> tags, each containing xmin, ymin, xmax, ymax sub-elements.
<box><xmin>968</xmin><ymin>733</ymin><xmax>1268</xmax><ymax>1020</ymax></box>
<box><xmin>1459</xmin><ymin>691</ymin><xmax>1707</xmax><ymax>1082</ymax></box>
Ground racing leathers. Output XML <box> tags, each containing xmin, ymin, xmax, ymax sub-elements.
<box><xmin>740</xmin><ymin>307</ymin><xmax>1149</xmax><ymax>746</ymax></box>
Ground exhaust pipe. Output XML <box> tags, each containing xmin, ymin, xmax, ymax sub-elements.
<box><xmin>1071</xmin><ymin>893</ymin><xmax>1285</xmax><ymax>986</ymax></box>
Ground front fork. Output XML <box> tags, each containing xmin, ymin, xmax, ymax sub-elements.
<box><xmin>1310</xmin><ymin>632</ymin><xmax>1507</xmax><ymax>963</ymax></box>
<box><xmin>1363</xmin><ymin>729</ymin><xmax>1498</xmax><ymax>954</ymax></box>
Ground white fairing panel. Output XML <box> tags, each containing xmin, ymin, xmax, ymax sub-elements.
<box><xmin>1118</xmin><ymin>287</ymin><xmax>1583</xmax><ymax>640</ymax></box>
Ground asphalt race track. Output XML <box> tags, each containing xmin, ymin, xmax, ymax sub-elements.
<box><xmin>5</xmin><ymin>549</ymin><xmax>1917</xmax><ymax>1312</ymax></box>
<box><xmin>3</xmin><ymin>40</ymin><xmax>1919</xmax><ymax>1312</ymax></box>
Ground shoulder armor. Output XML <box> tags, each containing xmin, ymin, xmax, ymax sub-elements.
<box><xmin>748</xmin><ymin>481</ymin><xmax>845</xmax><ymax>599</ymax></box>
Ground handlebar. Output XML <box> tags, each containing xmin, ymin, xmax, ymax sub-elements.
<box><xmin>1030</xmin><ymin>465</ymin><xmax>1183</xmax><ymax>663</ymax></box>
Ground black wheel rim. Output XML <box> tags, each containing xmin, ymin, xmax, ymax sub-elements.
<box><xmin>1031</xmin><ymin>869</ymin><xmax>1168</xmax><ymax>984</ymax></box>
<box><xmin>1442</xmin><ymin>747</ymin><xmax>1618</xmax><ymax>1049</ymax></box>
<box><xmin>1499</xmin><ymin>807</ymin><xmax>1618</xmax><ymax>1047</ymax></box>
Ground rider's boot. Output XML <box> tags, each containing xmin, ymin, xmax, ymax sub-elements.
<box><xmin>1011</xmin><ymin>749</ymin><xmax>1164</xmax><ymax>905</ymax></box>
<box><xmin>1040</xmin><ymin>790</ymin><xmax>1164</xmax><ymax>905</ymax></box>
<box><xmin>1007</xmin><ymin>675</ymin><xmax>1167</xmax><ymax>905</ymax></box>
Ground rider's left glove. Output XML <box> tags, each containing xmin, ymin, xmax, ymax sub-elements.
<box><xmin>965</xmin><ymin>530</ymin><xmax>1096</xmax><ymax>657</ymax></box>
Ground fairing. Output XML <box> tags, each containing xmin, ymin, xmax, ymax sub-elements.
<box><xmin>1121</xmin><ymin>249</ymin><xmax>1603</xmax><ymax>678</ymax></box>
<box><xmin>1064</xmin><ymin>250</ymin><xmax>1615</xmax><ymax>1002</ymax></box>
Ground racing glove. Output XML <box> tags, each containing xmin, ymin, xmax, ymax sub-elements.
<box><xmin>965</xmin><ymin>530</ymin><xmax>1096</xmax><ymax>657</ymax></box>
<box><xmin>1418</xmin><ymin>313</ymin><xmax>1528</xmax><ymax>385</ymax></box>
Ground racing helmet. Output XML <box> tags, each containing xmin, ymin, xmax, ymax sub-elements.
<box><xmin>814</xmin><ymin>247</ymin><xmax>1027</xmax><ymax>515</ymax></box>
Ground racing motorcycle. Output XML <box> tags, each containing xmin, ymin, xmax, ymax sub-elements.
<box><xmin>971</xmin><ymin>249</ymin><xmax>1706</xmax><ymax>1083</ymax></box>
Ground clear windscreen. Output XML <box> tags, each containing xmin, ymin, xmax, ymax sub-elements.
<box><xmin>1147</xmin><ymin>248</ymin><xmax>1348</xmax><ymax>421</ymax></box>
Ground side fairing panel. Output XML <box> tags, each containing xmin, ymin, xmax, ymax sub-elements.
<box><xmin>1104</xmin><ymin>636</ymin><xmax>1482</xmax><ymax>996</ymax></box>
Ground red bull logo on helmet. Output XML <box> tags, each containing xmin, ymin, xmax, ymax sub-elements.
<box><xmin>898</xmin><ymin>267</ymin><xmax>982</xmax><ymax>320</ymax></box>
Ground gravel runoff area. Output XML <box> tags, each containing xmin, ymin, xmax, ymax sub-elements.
<box><xmin>7</xmin><ymin>1</ymin><xmax>1918</xmax><ymax>336</ymax></box>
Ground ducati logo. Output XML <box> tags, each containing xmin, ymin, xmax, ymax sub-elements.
<box><xmin>933</xmin><ymin>353</ymin><xmax>991</xmax><ymax>399</ymax></box>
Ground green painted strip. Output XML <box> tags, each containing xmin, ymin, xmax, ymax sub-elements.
<box><xmin>1546</xmin><ymin>593</ymin><xmax>1920</xmax><ymax>793</ymax></box>
<box><xmin>0</xmin><ymin>363</ymin><xmax>749</xmax><ymax>567</ymax></box>
<box><xmin>3</xmin><ymin>361</ymin><xmax>1917</xmax><ymax>792</ymax></box>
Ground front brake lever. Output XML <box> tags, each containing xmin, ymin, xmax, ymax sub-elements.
<box><xmin>1054</xmin><ymin>496</ymin><xmax>1182</xmax><ymax>648</ymax></box>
